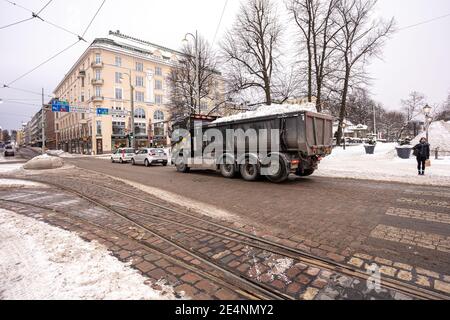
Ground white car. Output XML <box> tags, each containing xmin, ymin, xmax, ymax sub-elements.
<box><xmin>131</xmin><ymin>148</ymin><xmax>168</xmax><ymax>167</ymax></box>
<box><xmin>111</xmin><ymin>148</ymin><xmax>135</xmax><ymax>163</ymax></box>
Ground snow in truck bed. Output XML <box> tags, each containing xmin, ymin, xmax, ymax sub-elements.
<box><xmin>212</xmin><ymin>103</ymin><xmax>318</xmax><ymax>124</ymax></box>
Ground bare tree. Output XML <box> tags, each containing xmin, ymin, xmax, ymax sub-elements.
<box><xmin>168</xmin><ymin>35</ymin><xmax>219</xmax><ymax>118</ymax></box>
<box><xmin>396</xmin><ymin>91</ymin><xmax>426</xmax><ymax>138</ymax></box>
<box><xmin>221</xmin><ymin>0</ymin><xmax>282</xmax><ymax>105</ymax></box>
<box><xmin>287</xmin><ymin>0</ymin><xmax>341</xmax><ymax>111</ymax></box>
<box><xmin>379</xmin><ymin>111</ymin><xmax>406</xmax><ymax>141</ymax></box>
<box><xmin>333</xmin><ymin>0</ymin><xmax>395</xmax><ymax>145</ymax></box>
<box><xmin>436</xmin><ymin>92</ymin><xmax>450</xmax><ymax>121</ymax></box>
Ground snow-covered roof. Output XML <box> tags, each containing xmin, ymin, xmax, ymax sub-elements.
<box><xmin>212</xmin><ymin>103</ymin><xmax>318</xmax><ymax>124</ymax></box>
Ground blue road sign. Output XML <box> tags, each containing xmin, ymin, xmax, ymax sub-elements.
<box><xmin>51</xmin><ymin>101</ymin><xmax>69</xmax><ymax>112</ymax></box>
<box><xmin>96</xmin><ymin>108</ymin><xmax>109</xmax><ymax>116</ymax></box>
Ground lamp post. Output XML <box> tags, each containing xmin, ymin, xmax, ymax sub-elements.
<box><xmin>341</xmin><ymin>122</ymin><xmax>347</xmax><ymax>150</ymax></box>
<box><xmin>183</xmin><ymin>31</ymin><xmax>200</xmax><ymax>114</ymax></box>
<box><xmin>423</xmin><ymin>104</ymin><xmax>432</xmax><ymax>141</ymax></box>
<box><xmin>121</xmin><ymin>71</ymin><xmax>135</xmax><ymax>149</ymax></box>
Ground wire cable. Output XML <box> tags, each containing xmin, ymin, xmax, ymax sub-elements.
<box><xmin>1</xmin><ymin>85</ymin><xmax>53</xmax><ymax>98</ymax></box>
<box><xmin>6</xmin><ymin>40</ymin><xmax>80</xmax><ymax>86</ymax></box>
<box><xmin>36</xmin><ymin>0</ymin><xmax>52</xmax><ymax>15</ymax></box>
<box><xmin>3</xmin><ymin>0</ymin><xmax>33</xmax><ymax>13</ymax></box>
<box><xmin>212</xmin><ymin>0</ymin><xmax>228</xmax><ymax>45</ymax></box>
<box><xmin>81</xmin><ymin>0</ymin><xmax>106</xmax><ymax>38</ymax></box>
<box><xmin>398</xmin><ymin>13</ymin><xmax>450</xmax><ymax>31</ymax></box>
<box><xmin>0</xmin><ymin>16</ymin><xmax>34</xmax><ymax>30</ymax></box>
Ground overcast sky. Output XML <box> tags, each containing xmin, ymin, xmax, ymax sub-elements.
<box><xmin>0</xmin><ymin>0</ymin><xmax>449</xmax><ymax>130</ymax></box>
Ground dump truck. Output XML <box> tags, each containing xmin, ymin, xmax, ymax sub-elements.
<box><xmin>171</xmin><ymin>105</ymin><xmax>334</xmax><ymax>183</ymax></box>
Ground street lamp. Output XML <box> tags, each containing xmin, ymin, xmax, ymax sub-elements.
<box><xmin>341</xmin><ymin>122</ymin><xmax>347</xmax><ymax>150</ymax></box>
<box><xmin>423</xmin><ymin>104</ymin><xmax>432</xmax><ymax>141</ymax></box>
<box><xmin>183</xmin><ymin>31</ymin><xmax>200</xmax><ymax>114</ymax></box>
<box><xmin>120</xmin><ymin>72</ymin><xmax>135</xmax><ymax>149</ymax></box>
<box><xmin>0</xmin><ymin>99</ymin><xmax>3</xmax><ymax>104</ymax></box>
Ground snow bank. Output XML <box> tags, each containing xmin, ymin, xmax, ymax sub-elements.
<box><xmin>212</xmin><ymin>103</ymin><xmax>318</xmax><ymax>124</ymax></box>
<box><xmin>0</xmin><ymin>163</ymin><xmax>23</xmax><ymax>174</ymax></box>
<box><xmin>316</xmin><ymin>143</ymin><xmax>450</xmax><ymax>186</ymax></box>
<box><xmin>412</xmin><ymin>121</ymin><xmax>450</xmax><ymax>152</ymax></box>
<box><xmin>23</xmin><ymin>154</ymin><xmax>64</xmax><ymax>170</ymax></box>
<box><xmin>0</xmin><ymin>179</ymin><xmax>48</xmax><ymax>188</ymax></box>
<box><xmin>0</xmin><ymin>209</ymin><xmax>180</xmax><ymax>300</ymax></box>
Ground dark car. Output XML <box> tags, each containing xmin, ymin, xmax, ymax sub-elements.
<box><xmin>4</xmin><ymin>145</ymin><xmax>15</xmax><ymax>157</ymax></box>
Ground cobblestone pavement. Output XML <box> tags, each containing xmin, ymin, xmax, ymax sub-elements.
<box><xmin>1</xmin><ymin>160</ymin><xmax>450</xmax><ymax>299</ymax></box>
<box><xmin>66</xmin><ymin>158</ymin><xmax>450</xmax><ymax>298</ymax></box>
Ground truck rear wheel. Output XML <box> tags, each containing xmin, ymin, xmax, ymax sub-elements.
<box><xmin>176</xmin><ymin>158</ymin><xmax>190</xmax><ymax>173</ymax></box>
<box><xmin>240</xmin><ymin>161</ymin><xmax>259</xmax><ymax>181</ymax></box>
<box><xmin>220</xmin><ymin>163</ymin><xmax>236</xmax><ymax>178</ymax></box>
<box><xmin>296</xmin><ymin>168</ymin><xmax>315</xmax><ymax>177</ymax></box>
<box><xmin>266</xmin><ymin>158</ymin><xmax>289</xmax><ymax>183</ymax></box>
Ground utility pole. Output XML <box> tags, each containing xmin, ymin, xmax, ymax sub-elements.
<box><xmin>195</xmin><ymin>30</ymin><xmax>200</xmax><ymax>114</ymax></box>
<box><xmin>41</xmin><ymin>88</ymin><xmax>45</xmax><ymax>154</ymax></box>
<box><xmin>129</xmin><ymin>71</ymin><xmax>135</xmax><ymax>149</ymax></box>
<box><xmin>373</xmin><ymin>104</ymin><xmax>377</xmax><ymax>140</ymax></box>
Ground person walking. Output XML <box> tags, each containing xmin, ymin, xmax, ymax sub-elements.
<box><xmin>413</xmin><ymin>137</ymin><xmax>430</xmax><ymax>175</ymax></box>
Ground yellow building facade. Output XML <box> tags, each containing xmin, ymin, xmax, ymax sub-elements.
<box><xmin>54</xmin><ymin>31</ymin><xmax>190</xmax><ymax>154</ymax></box>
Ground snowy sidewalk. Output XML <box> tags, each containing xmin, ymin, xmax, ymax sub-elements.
<box><xmin>0</xmin><ymin>208</ymin><xmax>176</xmax><ymax>300</ymax></box>
<box><xmin>315</xmin><ymin>143</ymin><xmax>450</xmax><ymax>187</ymax></box>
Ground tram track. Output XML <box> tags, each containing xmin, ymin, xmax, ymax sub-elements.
<box><xmin>2</xmin><ymin>172</ymin><xmax>448</xmax><ymax>300</ymax></box>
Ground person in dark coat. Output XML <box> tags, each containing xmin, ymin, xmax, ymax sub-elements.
<box><xmin>413</xmin><ymin>137</ymin><xmax>430</xmax><ymax>175</ymax></box>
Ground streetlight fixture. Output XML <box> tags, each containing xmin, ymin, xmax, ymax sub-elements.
<box><xmin>183</xmin><ymin>31</ymin><xmax>200</xmax><ymax>115</ymax></box>
<box><xmin>120</xmin><ymin>72</ymin><xmax>135</xmax><ymax>149</ymax></box>
<box><xmin>0</xmin><ymin>99</ymin><xmax>3</xmax><ymax>104</ymax></box>
<box><xmin>423</xmin><ymin>104</ymin><xmax>432</xmax><ymax>141</ymax></box>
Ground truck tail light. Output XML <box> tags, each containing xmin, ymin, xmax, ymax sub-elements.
<box><xmin>291</xmin><ymin>159</ymin><xmax>300</xmax><ymax>165</ymax></box>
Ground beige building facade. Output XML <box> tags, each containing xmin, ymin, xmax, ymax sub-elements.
<box><xmin>53</xmin><ymin>31</ymin><xmax>201</xmax><ymax>154</ymax></box>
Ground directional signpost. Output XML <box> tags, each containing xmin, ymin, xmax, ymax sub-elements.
<box><xmin>96</xmin><ymin>108</ymin><xmax>109</xmax><ymax>116</ymax></box>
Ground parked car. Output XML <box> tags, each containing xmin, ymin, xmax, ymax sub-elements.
<box><xmin>4</xmin><ymin>145</ymin><xmax>15</xmax><ymax>157</ymax></box>
<box><xmin>111</xmin><ymin>148</ymin><xmax>135</xmax><ymax>163</ymax></box>
<box><xmin>131</xmin><ymin>148</ymin><xmax>168</xmax><ymax>167</ymax></box>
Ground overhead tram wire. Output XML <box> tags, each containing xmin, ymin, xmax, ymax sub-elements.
<box><xmin>398</xmin><ymin>13</ymin><xmax>450</xmax><ymax>31</ymax></box>
<box><xmin>1</xmin><ymin>0</ymin><xmax>86</xmax><ymax>41</ymax></box>
<box><xmin>212</xmin><ymin>0</ymin><xmax>228</xmax><ymax>46</ymax></box>
<box><xmin>1</xmin><ymin>85</ymin><xmax>53</xmax><ymax>98</ymax></box>
<box><xmin>2</xmin><ymin>0</ymin><xmax>107</xmax><ymax>89</ymax></box>
<box><xmin>0</xmin><ymin>17</ymin><xmax>34</xmax><ymax>30</ymax></box>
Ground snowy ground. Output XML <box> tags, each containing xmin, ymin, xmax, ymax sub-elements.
<box><xmin>0</xmin><ymin>163</ymin><xmax>23</xmax><ymax>174</ymax></box>
<box><xmin>315</xmin><ymin>143</ymin><xmax>450</xmax><ymax>186</ymax></box>
<box><xmin>0</xmin><ymin>208</ymin><xmax>179</xmax><ymax>300</ymax></box>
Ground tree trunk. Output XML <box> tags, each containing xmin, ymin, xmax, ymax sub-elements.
<box><xmin>336</xmin><ymin>68</ymin><xmax>350</xmax><ymax>146</ymax></box>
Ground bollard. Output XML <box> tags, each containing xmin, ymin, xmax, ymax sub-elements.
<box><xmin>435</xmin><ymin>147</ymin><xmax>439</xmax><ymax>160</ymax></box>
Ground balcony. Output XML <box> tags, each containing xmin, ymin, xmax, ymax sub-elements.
<box><xmin>91</xmin><ymin>61</ymin><xmax>104</xmax><ymax>68</ymax></box>
<box><xmin>91</xmin><ymin>96</ymin><xmax>104</xmax><ymax>102</ymax></box>
<box><xmin>91</xmin><ymin>78</ymin><xmax>104</xmax><ymax>85</ymax></box>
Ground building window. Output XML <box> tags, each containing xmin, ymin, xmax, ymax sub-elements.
<box><xmin>134</xmin><ymin>108</ymin><xmax>146</xmax><ymax>119</ymax></box>
<box><xmin>155</xmin><ymin>94</ymin><xmax>163</xmax><ymax>105</ymax></box>
<box><xmin>155</xmin><ymin>66</ymin><xmax>162</xmax><ymax>76</ymax></box>
<box><xmin>95</xmin><ymin>53</ymin><xmax>101</xmax><ymax>64</ymax></box>
<box><xmin>135</xmin><ymin>76</ymin><xmax>144</xmax><ymax>87</ymax></box>
<box><xmin>81</xmin><ymin>77</ymin><xmax>84</xmax><ymax>87</ymax></box>
<box><xmin>154</xmin><ymin>80</ymin><xmax>162</xmax><ymax>90</ymax></box>
<box><xmin>200</xmin><ymin>101</ymin><xmax>208</xmax><ymax>111</ymax></box>
<box><xmin>135</xmin><ymin>91</ymin><xmax>144</xmax><ymax>102</ymax></box>
<box><xmin>95</xmin><ymin>86</ymin><xmax>101</xmax><ymax>97</ymax></box>
<box><xmin>115</xmin><ymin>72</ymin><xmax>122</xmax><ymax>84</ymax></box>
<box><xmin>96</xmin><ymin>121</ymin><xmax>102</xmax><ymax>136</ymax></box>
<box><xmin>115</xmin><ymin>88</ymin><xmax>123</xmax><ymax>100</ymax></box>
<box><xmin>95</xmin><ymin>69</ymin><xmax>101</xmax><ymax>80</ymax></box>
<box><xmin>115</xmin><ymin>56</ymin><xmax>122</xmax><ymax>67</ymax></box>
<box><xmin>81</xmin><ymin>94</ymin><xmax>85</xmax><ymax>102</ymax></box>
<box><xmin>154</xmin><ymin>110</ymin><xmax>164</xmax><ymax>122</ymax></box>
<box><xmin>112</xmin><ymin>121</ymin><xmax>126</xmax><ymax>135</ymax></box>
<box><xmin>153</xmin><ymin>110</ymin><xmax>165</xmax><ymax>136</ymax></box>
<box><xmin>136</xmin><ymin>62</ymin><xmax>143</xmax><ymax>72</ymax></box>
<box><xmin>135</xmin><ymin>123</ymin><xmax>146</xmax><ymax>136</ymax></box>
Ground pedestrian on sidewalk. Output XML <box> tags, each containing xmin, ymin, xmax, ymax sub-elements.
<box><xmin>413</xmin><ymin>137</ymin><xmax>430</xmax><ymax>176</ymax></box>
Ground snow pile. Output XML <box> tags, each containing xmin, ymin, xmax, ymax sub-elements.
<box><xmin>0</xmin><ymin>179</ymin><xmax>48</xmax><ymax>188</ymax></box>
<box><xmin>212</xmin><ymin>103</ymin><xmax>318</xmax><ymax>124</ymax></box>
<box><xmin>23</xmin><ymin>154</ymin><xmax>64</xmax><ymax>170</ymax></box>
<box><xmin>412</xmin><ymin>121</ymin><xmax>450</xmax><ymax>152</ymax></box>
<box><xmin>0</xmin><ymin>209</ymin><xmax>180</xmax><ymax>300</ymax></box>
<box><xmin>316</xmin><ymin>143</ymin><xmax>450</xmax><ymax>186</ymax></box>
